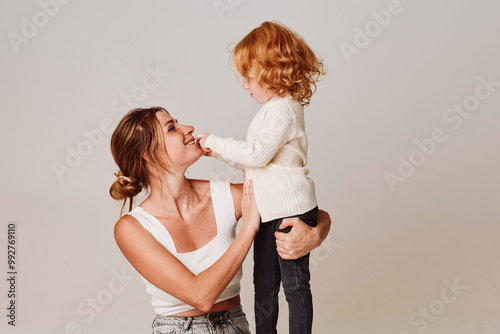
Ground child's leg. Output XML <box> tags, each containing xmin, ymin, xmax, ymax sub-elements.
<box><xmin>278</xmin><ymin>206</ymin><xmax>318</xmax><ymax>334</ymax></box>
<box><xmin>253</xmin><ymin>219</ymin><xmax>282</xmax><ymax>334</ymax></box>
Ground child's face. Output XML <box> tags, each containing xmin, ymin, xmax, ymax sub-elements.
<box><xmin>242</xmin><ymin>77</ymin><xmax>273</xmax><ymax>104</ymax></box>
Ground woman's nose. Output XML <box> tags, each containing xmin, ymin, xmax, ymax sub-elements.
<box><xmin>179</xmin><ymin>124</ymin><xmax>194</xmax><ymax>135</ymax></box>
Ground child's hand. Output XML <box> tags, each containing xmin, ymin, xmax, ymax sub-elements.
<box><xmin>201</xmin><ymin>147</ymin><xmax>212</xmax><ymax>157</ymax></box>
<box><xmin>194</xmin><ymin>133</ymin><xmax>212</xmax><ymax>156</ymax></box>
<box><xmin>195</xmin><ymin>133</ymin><xmax>210</xmax><ymax>149</ymax></box>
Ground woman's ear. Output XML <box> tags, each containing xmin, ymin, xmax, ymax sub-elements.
<box><xmin>142</xmin><ymin>152</ymin><xmax>150</xmax><ymax>162</ymax></box>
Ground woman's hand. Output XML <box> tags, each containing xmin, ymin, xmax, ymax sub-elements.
<box><xmin>240</xmin><ymin>173</ymin><xmax>260</xmax><ymax>234</ymax></box>
<box><xmin>275</xmin><ymin>209</ymin><xmax>331</xmax><ymax>260</ymax></box>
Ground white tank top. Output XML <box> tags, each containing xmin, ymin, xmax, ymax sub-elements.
<box><xmin>126</xmin><ymin>180</ymin><xmax>242</xmax><ymax>316</ymax></box>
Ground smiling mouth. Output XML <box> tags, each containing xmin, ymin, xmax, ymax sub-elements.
<box><xmin>185</xmin><ymin>138</ymin><xmax>197</xmax><ymax>146</ymax></box>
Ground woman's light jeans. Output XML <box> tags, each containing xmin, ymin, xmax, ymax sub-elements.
<box><xmin>152</xmin><ymin>304</ymin><xmax>250</xmax><ymax>334</ymax></box>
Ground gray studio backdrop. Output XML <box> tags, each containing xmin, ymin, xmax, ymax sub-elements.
<box><xmin>1</xmin><ymin>0</ymin><xmax>499</xmax><ymax>333</ymax></box>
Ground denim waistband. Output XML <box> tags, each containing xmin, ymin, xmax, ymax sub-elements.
<box><xmin>153</xmin><ymin>304</ymin><xmax>244</xmax><ymax>329</ymax></box>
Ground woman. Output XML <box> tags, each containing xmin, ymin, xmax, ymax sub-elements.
<box><xmin>109</xmin><ymin>106</ymin><xmax>330</xmax><ymax>333</ymax></box>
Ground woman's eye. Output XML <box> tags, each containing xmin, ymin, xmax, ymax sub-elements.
<box><xmin>168</xmin><ymin>126</ymin><xmax>175</xmax><ymax>132</ymax></box>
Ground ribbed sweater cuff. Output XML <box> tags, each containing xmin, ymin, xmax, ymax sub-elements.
<box><xmin>205</xmin><ymin>134</ymin><xmax>222</xmax><ymax>154</ymax></box>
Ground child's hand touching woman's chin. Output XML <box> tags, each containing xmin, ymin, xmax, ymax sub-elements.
<box><xmin>194</xmin><ymin>133</ymin><xmax>212</xmax><ymax>156</ymax></box>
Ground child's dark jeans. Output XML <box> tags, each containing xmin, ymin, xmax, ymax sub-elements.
<box><xmin>253</xmin><ymin>206</ymin><xmax>318</xmax><ymax>334</ymax></box>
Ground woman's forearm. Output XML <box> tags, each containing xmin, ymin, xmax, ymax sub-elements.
<box><xmin>315</xmin><ymin>209</ymin><xmax>331</xmax><ymax>247</ymax></box>
<box><xmin>163</xmin><ymin>177</ymin><xmax>259</xmax><ymax>313</ymax></box>
<box><xmin>114</xmin><ymin>217</ymin><xmax>258</xmax><ymax>314</ymax></box>
<box><xmin>193</xmin><ymin>225</ymin><xmax>257</xmax><ymax>311</ymax></box>
<box><xmin>115</xmin><ymin>178</ymin><xmax>260</xmax><ymax>313</ymax></box>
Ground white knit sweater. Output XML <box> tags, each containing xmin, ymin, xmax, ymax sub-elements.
<box><xmin>205</xmin><ymin>96</ymin><xmax>317</xmax><ymax>222</ymax></box>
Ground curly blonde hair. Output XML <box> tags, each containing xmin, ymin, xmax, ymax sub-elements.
<box><xmin>232</xmin><ymin>21</ymin><xmax>325</xmax><ymax>106</ymax></box>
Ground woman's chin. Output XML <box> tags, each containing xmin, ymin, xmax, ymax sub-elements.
<box><xmin>190</xmin><ymin>149</ymin><xmax>204</xmax><ymax>163</ymax></box>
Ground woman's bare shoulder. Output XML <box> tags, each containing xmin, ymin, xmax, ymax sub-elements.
<box><xmin>114</xmin><ymin>213</ymin><xmax>142</xmax><ymax>237</ymax></box>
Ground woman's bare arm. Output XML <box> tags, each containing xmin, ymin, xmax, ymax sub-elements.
<box><xmin>115</xmin><ymin>178</ymin><xmax>259</xmax><ymax>313</ymax></box>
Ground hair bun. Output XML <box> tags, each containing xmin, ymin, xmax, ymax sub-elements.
<box><xmin>114</xmin><ymin>171</ymin><xmax>134</xmax><ymax>184</ymax></box>
<box><xmin>117</xmin><ymin>175</ymin><xmax>133</xmax><ymax>185</ymax></box>
<box><xmin>109</xmin><ymin>171</ymin><xmax>142</xmax><ymax>201</ymax></box>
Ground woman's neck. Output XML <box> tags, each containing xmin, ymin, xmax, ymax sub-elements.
<box><xmin>145</xmin><ymin>173</ymin><xmax>200</xmax><ymax>219</ymax></box>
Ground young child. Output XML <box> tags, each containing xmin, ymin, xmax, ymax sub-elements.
<box><xmin>196</xmin><ymin>21</ymin><xmax>324</xmax><ymax>334</ymax></box>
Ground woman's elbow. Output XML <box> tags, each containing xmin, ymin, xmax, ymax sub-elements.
<box><xmin>318</xmin><ymin>209</ymin><xmax>332</xmax><ymax>238</ymax></box>
<box><xmin>319</xmin><ymin>209</ymin><xmax>331</xmax><ymax>224</ymax></box>
<box><xmin>191</xmin><ymin>290</ymin><xmax>217</xmax><ymax>313</ymax></box>
<box><xmin>197</xmin><ymin>303</ymin><xmax>214</xmax><ymax>314</ymax></box>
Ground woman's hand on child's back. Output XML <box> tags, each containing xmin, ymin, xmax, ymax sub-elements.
<box><xmin>275</xmin><ymin>218</ymin><xmax>320</xmax><ymax>260</ymax></box>
<box><xmin>241</xmin><ymin>173</ymin><xmax>260</xmax><ymax>234</ymax></box>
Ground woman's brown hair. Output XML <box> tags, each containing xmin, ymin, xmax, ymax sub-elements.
<box><xmin>109</xmin><ymin>106</ymin><xmax>173</xmax><ymax>213</ymax></box>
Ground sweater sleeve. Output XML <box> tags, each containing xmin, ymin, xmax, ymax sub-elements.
<box><xmin>205</xmin><ymin>102</ymin><xmax>295</xmax><ymax>168</ymax></box>
<box><xmin>210</xmin><ymin>151</ymin><xmax>247</xmax><ymax>171</ymax></box>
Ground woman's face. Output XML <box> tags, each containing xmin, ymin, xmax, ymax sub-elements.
<box><xmin>156</xmin><ymin>111</ymin><xmax>202</xmax><ymax>170</ymax></box>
